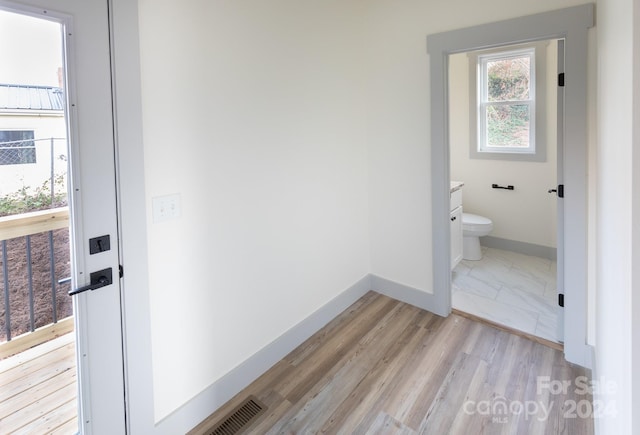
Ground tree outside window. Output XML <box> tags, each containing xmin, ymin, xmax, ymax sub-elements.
<box><xmin>478</xmin><ymin>48</ymin><xmax>535</xmax><ymax>154</ymax></box>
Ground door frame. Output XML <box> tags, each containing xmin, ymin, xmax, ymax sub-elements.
<box><xmin>556</xmin><ymin>39</ymin><xmax>566</xmax><ymax>341</ymax></box>
<box><xmin>427</xmin><ymin>4</ymin><xmax>594</xmax><ymax>367</ymax></box>
<box><xmin>107</xmin><ymin>0</ymin><xmax>153</xmax><ymax>432</ymax></box>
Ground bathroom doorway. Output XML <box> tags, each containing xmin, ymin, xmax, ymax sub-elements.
<box><xmin>427</xmin><ymin>5</ymin><xmax>594</xmax><ymax>367</ymax></box>
<box><xmin>448</xmin><ymin>39</ymin><xmax>564</xmax><ymax>344</ymax></box>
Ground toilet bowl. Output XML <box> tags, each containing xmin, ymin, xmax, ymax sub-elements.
<box><xmin>462</xmin><ymin>213</ymin><xmax>493</xmax><ymax>260</ymax></box>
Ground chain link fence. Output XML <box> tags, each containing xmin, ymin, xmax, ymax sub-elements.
<box><xmin>0</xmin><ymin>137</ymin><xmax>68</xmax><ymax>209</ymax></box>
<box><xmin>0</xmin><ymin>139</ymin><xmax>37</xmax><ymax>165</ymax></box>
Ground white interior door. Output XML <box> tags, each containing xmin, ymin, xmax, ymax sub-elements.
<box><xmin>3</xmin><ymin>1</ymin><xmax>126</xmax><ymax>433</ymax></box>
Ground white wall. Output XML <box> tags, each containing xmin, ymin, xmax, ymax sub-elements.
<box><xmin>449</xmin><ymin>45</ymin><xmax>557</xmax><ymax>248</ymax></box>
<box><xmin>365</xmin><ymin>0</ymin><xmax>595</xmax><ymax>293</ymax></box>
<box><xmin>136</xmin><ymin>0</ymin><xmax>370</xmax><ymax>421</ymax></box>
<box><xmin>595</xmin><ymin>0</ymin><xmax>638</xmax><ymax>432</ymax></box>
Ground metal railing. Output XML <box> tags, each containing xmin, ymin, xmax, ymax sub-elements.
<box><xmin>0</xmin><ymin>135</ymin><xmax>71</xmax><ymax>349</ymax></box>
<box><xmin>0</xmin><ymin>207</ymin><xmax>71</xmax><ymax>343</ymax></box>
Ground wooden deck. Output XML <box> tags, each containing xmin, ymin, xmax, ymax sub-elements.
<box><xmin>0</xmin><ymin>333</ymin><xmax>77</xmax><ymax>434</ymax></box>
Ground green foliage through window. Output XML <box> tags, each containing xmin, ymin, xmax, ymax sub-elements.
<box><xmin>487</xmin><ymin>105</ymin><xmax>530</xmax><ymax>147</ymax></box>
<box><xmin>487</xmin><ymin>57</ymin><xmax>530</xmax><ymax>102</ymax></box>
<box><xmin>478</xmin><ymin>49</ymin><xmax>534</xmax><ymax>152</ymax></box>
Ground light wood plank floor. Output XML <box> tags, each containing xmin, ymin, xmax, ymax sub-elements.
<box><xmin>0</xmin><ymin>332</ymin><xmax>77</xmax><ymax>434</ymax></box>
<box><xmin>190</xmin><ymin>292</ymin><xmax>593</xmax><ymax>435</ymax></box>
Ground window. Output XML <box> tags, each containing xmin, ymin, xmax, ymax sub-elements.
<box><xmin>467</xmin><ymin>43</ymin><xmax>548</xmax><ymax>162</ymax></box>
<box><xmin>0</xmin><ymin>130</ymin><xmax>36</xmax><ymax>165</ymax></box>
<box><xmin>478</xmin><ymin>48</ymin><xmax>535</xmax><ymax>154</ymax></box>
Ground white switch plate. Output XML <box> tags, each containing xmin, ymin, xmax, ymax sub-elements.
<box><xmin>152</xmin><ymin>194</ymin><xmax>181</xmax><ymax>223</ymax></box>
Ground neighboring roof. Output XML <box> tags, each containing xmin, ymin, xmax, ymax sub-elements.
<box><xmin>0</xmin><ymin>84</ymin><xmax>64</xmax><ymax>111</ymax></box>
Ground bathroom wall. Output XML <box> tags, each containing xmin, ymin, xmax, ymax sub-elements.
<box><xmin>449</xmin><ymin>43</ymin><xmax>558</xmax><ymax>249</ymax></box>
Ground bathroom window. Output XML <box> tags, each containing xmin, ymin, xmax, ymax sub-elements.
<box><xmin>468</xmin><ymin>43</ymin><xmax>549</xmax><ymax>162</ymax></box>
<box><xmin>478</xmin><ymin>48</ymin><xmax>535</xmax><ymax>154</ymax></box>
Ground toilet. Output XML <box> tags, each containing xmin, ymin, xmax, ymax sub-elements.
<box><xmin>462</xmin><ymin>213</ymin><xmax>493</xmax><ymax>260</ymax></box>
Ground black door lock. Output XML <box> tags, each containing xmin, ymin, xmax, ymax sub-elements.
<box><xmin>89</xmin><ymin>235</ymin><xmax>111</xmax><ymax>255</ymax></box>
<box><xmin>69</xmin><ymin>267</ymin><xmax>113</xmax><ymax>296</ymax></box>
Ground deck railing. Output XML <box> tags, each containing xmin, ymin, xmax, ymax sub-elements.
<box><xmin>0</xmin><ymin>207</ymin><xmax>72</xmax><ymax>358</ymax></box>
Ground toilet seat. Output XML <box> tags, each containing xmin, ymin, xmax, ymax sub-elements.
<box><xmin>462</xmin><ymin>213</ymin><xmax>493</xmax><ymax>233</ymax></box>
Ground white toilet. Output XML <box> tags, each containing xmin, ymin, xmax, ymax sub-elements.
<box><xmin>462</xmin><ymin>213</ymin><xmax>493</xmax><ymax>260</ymax></box>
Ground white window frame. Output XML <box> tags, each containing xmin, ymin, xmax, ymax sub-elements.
<box><xmin>478</xmin><ymin>48</ymin><xmax>536</xmax><ymax>154</ymax></box>
<box><xmin>468</xmin><ymin>43</ymin><xmax>547</xmax><ymax>162</ymax></box>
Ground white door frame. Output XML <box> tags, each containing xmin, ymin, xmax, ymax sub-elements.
<box><xmin>556</xmin><ymin>39</ymin><xmax>566</xmax><ymax>341</ymax></box>
<box><xmin>427</xmin><ymin>4</ymin><xmax>594</xmax><ymax>367</ymax></box>
<box><xmin>107</xmin><ymin>1</ymin><xmax>153</xmax><ymax>433</ymax></box>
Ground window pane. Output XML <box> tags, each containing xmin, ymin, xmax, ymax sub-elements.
<box><xmin>0</xmin><ymin>130</ymin><xmax>36</xmax><ymax>165</ymax></box>
<box><xmin>0</xmin><ymin>130</ymin><xmax>35</xmax><ymax>143</ymax></box>
<box><xmin>487</xmin><ymin>55</ymin><xmax>530</xmax><ymax>102</ymax></box>
<box><xmin>486</xmin><ymin>104</ymin><xmax>530</xmax><ymax>148</ymax></box>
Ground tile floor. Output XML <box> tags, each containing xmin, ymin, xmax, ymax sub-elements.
<box><xmin>452</xmin><ymin>246</ymin><xmax>561</xmax><ymax>343</ymax></box>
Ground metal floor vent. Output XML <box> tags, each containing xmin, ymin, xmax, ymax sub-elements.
<box><xmin>206</xmin><ymin>396</ymin><xmax>267</xmax><ymax>435</ymax></box>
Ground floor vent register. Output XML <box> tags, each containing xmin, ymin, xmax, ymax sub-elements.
<box><xmin>205</xmin><ymin>396</ymin><xmax>267</xmax><ymax>435</ymax></box>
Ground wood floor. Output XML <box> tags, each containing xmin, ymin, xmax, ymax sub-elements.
<box><xmin>0</xmin><ymin>332</ymin><xmax>77</xmax><ymax>434</ymax></box>
<box><xmin>190</xmin><ymin>292</ymin><xmax>593</xmax><ymax>435</ymax></box>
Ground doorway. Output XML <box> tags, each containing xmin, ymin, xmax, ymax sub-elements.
<box><xmin>0</xmin><ymin>8</ymin><xmax>77</xmax><ymax>432</ymax></box>
<box><xmin>0</xmin><ymin>1</ymin><xmax>127</xmax><ymax>432</ymax></box>
<box><xmin>427</xmin><ymin>4</ymin><xmax>594</xmax><ymax>367</ymax></box>
<box><xmin>448</xmin><ymin>40</ymin><xmax>563</xmax><ymax>344</ymax></box>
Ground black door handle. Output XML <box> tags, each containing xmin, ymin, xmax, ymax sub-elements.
<box><xmin>69</xmin><ymin>267</ymin><xmax>113</xmax><ymax>296</ymax></box>
<box><xmin>548</xmin><ymin>185</ymin><xmax>565</xmax><ymax>198</ymax></box>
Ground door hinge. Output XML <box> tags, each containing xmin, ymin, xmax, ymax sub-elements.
<box><xmin>558</xmin><ymin>73</ymin><xmax>565</xmax><ymax>87</ymax></box>
<box><xmin>558</xmin><ymin>184</ymin><xmax>564</xmax><ymax>198</ymax></box>
<box><xmin>558</xmin><ymin>293</ymin><xmax>564</xmax><ymax>307</ymax></box>
<box><xmin>119</xmin><ymin>265</ymin><xmax>124</xmax><ymax>278</ymax></box>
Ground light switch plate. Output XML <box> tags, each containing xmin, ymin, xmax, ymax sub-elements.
<box><xmin>152</xmin><ymin>194</ymin><xmax>181</xmax><ymax>223</ymax></box>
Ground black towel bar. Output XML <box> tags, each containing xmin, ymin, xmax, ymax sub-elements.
<box><xmin>492</xmin><ymin>184</ymin><xmax>514</xmax><ymax>190</ymax></box>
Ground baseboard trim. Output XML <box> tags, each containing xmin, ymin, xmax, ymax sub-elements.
<box><xmin>481</xmin><ymin>235</ymin><xmax>557</xmax><ymax>260</ymax></box>
<box><xmin>370</xmin><ymin>274</ymin><xmax>442</xmax><ymax>315</ymax></box>
<box><xmin>159</xmin><ymin>274</ymin><xmax>372</xmax><ymax>432</ymax></box>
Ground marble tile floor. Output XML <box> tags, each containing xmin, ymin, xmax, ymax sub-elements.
<box><xmin>452</xmin><ymin>246</ymin><xmax>561</xmax><ymax>343</ymax></box>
